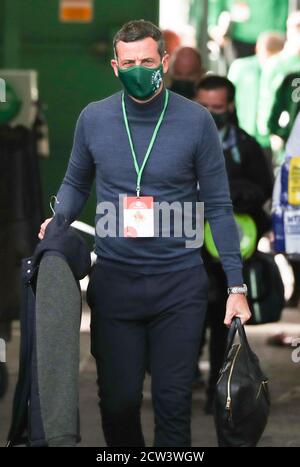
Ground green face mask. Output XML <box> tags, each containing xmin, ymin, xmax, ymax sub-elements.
<box><xmin>117</xmin><ymin>63</ymin><xmax>164</xmax><ymax>100</ymax></box>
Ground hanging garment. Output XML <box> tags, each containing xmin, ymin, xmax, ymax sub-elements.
<box><xmin>6</xmin><ymin>214</ymin><xmax>91</xmax><ymax>447</ymax></box>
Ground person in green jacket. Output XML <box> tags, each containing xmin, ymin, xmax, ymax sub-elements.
<box><xmin>228</xmin><ymin>31</ymin><xmax>285</xmax><ymax>147</ymax></box>
<box><xmin>257</xmin><ymin>11</ymin><xmax>300</xmax><ymax>168</ymax></box>
<box><xmin>208</xmin><ymin>0</ymin><xmax>288</xmax><ymax>58</ymax></box>
<box><xmin>268</xmin><ymin>72</ymin><xmax>300</xmax><ymax>144</ymax></box>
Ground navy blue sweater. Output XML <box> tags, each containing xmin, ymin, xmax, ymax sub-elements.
<box><xmin>55</xmin><ymin>87</ymin><xmax>243</xmax><ymax>286</ymax></box>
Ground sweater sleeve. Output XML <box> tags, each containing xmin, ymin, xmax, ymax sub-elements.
<box><xmin>54</xmin><ymin>107</ymin><xmax>95</xmax><ymax>223</ymax></box>
<box><xmin>195</xmin><ymin>109</ymin><xmax>243</xmax><ymax>286</ymax></box>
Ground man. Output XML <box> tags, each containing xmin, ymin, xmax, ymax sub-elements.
<box><xmin>39</xmin><ymin>20</ymin><xmax>250</xmax><ymax>447</ymax></box>
<box><xmin>228</xmin><ymin>31</ymin><xmax>285</xmax><ymax>148</ymax></box>
<box><xmin>195</xmin><ymin>75</ymin><xmax>273</xmax><ymax>413</ymax></box>
<box><xmin>257</xmin><ymin>11</ymin><xmax>300</xmax><ymax>166</ymax></box>
<box><xmin>168</xmin><ymin>46</ymin><xmax>204</xmax><ymax>98</ymax></box>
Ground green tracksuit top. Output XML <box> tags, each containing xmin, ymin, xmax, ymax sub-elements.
<box><xmin>228</xmin><ymin>55</ymin><xmax>262</xmax><ymax>142</ymax></box>
<box><xmin>208</xmin><ymin>0</ymin><xmax>288</xmax><ymax>44</ymax></box>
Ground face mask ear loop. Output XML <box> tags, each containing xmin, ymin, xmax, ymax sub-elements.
<box><xmin>49</xmin><ymin>195</ymin><xmax>60</xmax><ymax>217</ymax></box>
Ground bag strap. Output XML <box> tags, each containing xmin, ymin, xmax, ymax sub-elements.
<box><xmin>236</xmin><ymin>317</ymin><xmax>252</xmax><ymax>354</ymax></box>
<box><xmin>224</xmin><ymin>318</ymin><xmax>238</xmax><ymax>356</ymax></box>
<box><xmin>224</xmin><ymin>317</ymin><xmax>252</xmax><ymax>357</ymax></box>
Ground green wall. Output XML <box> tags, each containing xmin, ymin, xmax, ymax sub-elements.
<box><xmin>0</xmin><ymin>0</ymin><xmax>159</xmax><ymax>226</ymax></box>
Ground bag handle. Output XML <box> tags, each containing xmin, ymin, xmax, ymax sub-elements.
<box><xmin>224</xmin><ymin>317</ymin><xmax>252</xmax><ymax>357</ymax></box>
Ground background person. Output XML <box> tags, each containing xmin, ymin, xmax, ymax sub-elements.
<box><xmin>195</xmin><ymin>75</ymin><xmax>273</xmax><ymax>413</ymax></box>
<box><xmin>168</xmin><ymin>46</ymin><xmax>205</xmax><ymax>98</ymax></box>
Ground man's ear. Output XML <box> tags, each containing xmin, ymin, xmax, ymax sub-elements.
<box><xmin>111</xmin><ymin>59</ymin><xmax>119</xmax><ymax>77</ymax></box>
<box><xmin>162</xmin><ymin>54</ymin><xmax>170</xmax><ymax>74</ymax></box>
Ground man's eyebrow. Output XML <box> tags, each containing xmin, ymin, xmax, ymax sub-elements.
<box><xmin>121</xmin><ymin>57</ymin><xmax>155</xmax><ymax>62</ymax></box>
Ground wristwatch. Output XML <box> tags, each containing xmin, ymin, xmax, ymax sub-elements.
<box><xmin>227</xmin><ymin>283</ymin><xmax>248</xmax><ymax>296</ymax></box>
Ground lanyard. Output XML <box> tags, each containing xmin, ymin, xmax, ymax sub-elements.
<box><xmin>121</xmin><ymin>89</ymin><xmax>169</xmax><ymax>197</ymax></box>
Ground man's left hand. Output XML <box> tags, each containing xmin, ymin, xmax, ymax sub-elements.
<box><xmin>224</xmin><ymin>294</ymin><xmax>251</xmax><ymax>327</ymax></box>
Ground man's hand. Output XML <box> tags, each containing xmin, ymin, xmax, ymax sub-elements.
<box><xmin>224</xmin><ymin>294</ymin><xmax>251</xmax><ymax>327</ymax></box>
<box><xmin>38</xmin><ymin>218</ymin><xmax>53</xmax><ymax>240</ymax></box>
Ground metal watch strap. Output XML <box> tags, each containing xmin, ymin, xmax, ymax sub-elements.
<box><xmin>227</xmin><ymin>283</ymin><xmax>248</xmax><ymax>296</ymax></box>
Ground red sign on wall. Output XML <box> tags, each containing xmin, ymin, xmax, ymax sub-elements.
<box><xmin>59</xmin><ymin>0</ymin><xmax>94</xmax><ymax>23</ymax></box>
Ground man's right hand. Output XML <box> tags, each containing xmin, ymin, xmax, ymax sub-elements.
<box><xmin>38</xmin><ymin>218</ymin><xmax>53</xmax><ymax>240</ymax></box>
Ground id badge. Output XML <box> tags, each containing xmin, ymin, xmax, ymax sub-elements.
<box><xmin>123</xmin><ymin>196</ymin><xmax>154</xmax><ymax>238</ymax></box>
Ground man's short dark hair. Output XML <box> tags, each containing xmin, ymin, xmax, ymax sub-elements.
<box><xmin>196</xmin><ymin>75</ymin><xmax>236</xmax><ymax>103</ymax></box>
<box><xmin>113</xmin><ymin>20</ymin><xmax>165</xmax><ymax>59</ymax></box>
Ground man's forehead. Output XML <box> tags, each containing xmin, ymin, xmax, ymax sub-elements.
<box><xmin>197</xmin><ymin>88</ymin><xmax>228</xmax><ymax>103</ymax></box>
<box><xmin>199</xmin><ymin>88</ymin><xmax>227</xmax><ymax>97</ymax></box>
<box><xmin>116</xmin><ymin>38</ymin><xmax>160</xmax><ymax>57</ymax></box>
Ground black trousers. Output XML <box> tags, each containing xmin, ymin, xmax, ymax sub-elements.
<box><xmin>86</xmin><ymin>261</ymin><xmax>209</xmax><ymax>447</ymax></box>
<box><xmin>202</xmin><ymin>299</ymin><xmax>229</xmax><ymax>396</ymax></box>
<box><xmin>199</xmin><ymin>256</ymin><xmax>228</xmax><ymax>397</ymax></box>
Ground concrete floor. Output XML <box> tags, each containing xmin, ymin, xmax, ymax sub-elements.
<box><xmin>1</xmin><ymin>305</ymin><xmax>300</xmax><ymax>447</ymax></box>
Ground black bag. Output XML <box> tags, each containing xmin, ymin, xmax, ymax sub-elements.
<box><xmin>214</xmin><ymin>318</ymin><xmax>270</xmax><ymax>447</ymax></box>
<box><xmin>243</xmin><ymin>251</ymin><xmax>285</xmax><ymax>324</ymax></box>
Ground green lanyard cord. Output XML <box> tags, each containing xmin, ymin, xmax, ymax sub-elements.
<box><xmin>121</xmin><ymin>89</ymin><xmax>169</xmax><ymax>197</ymax></box>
